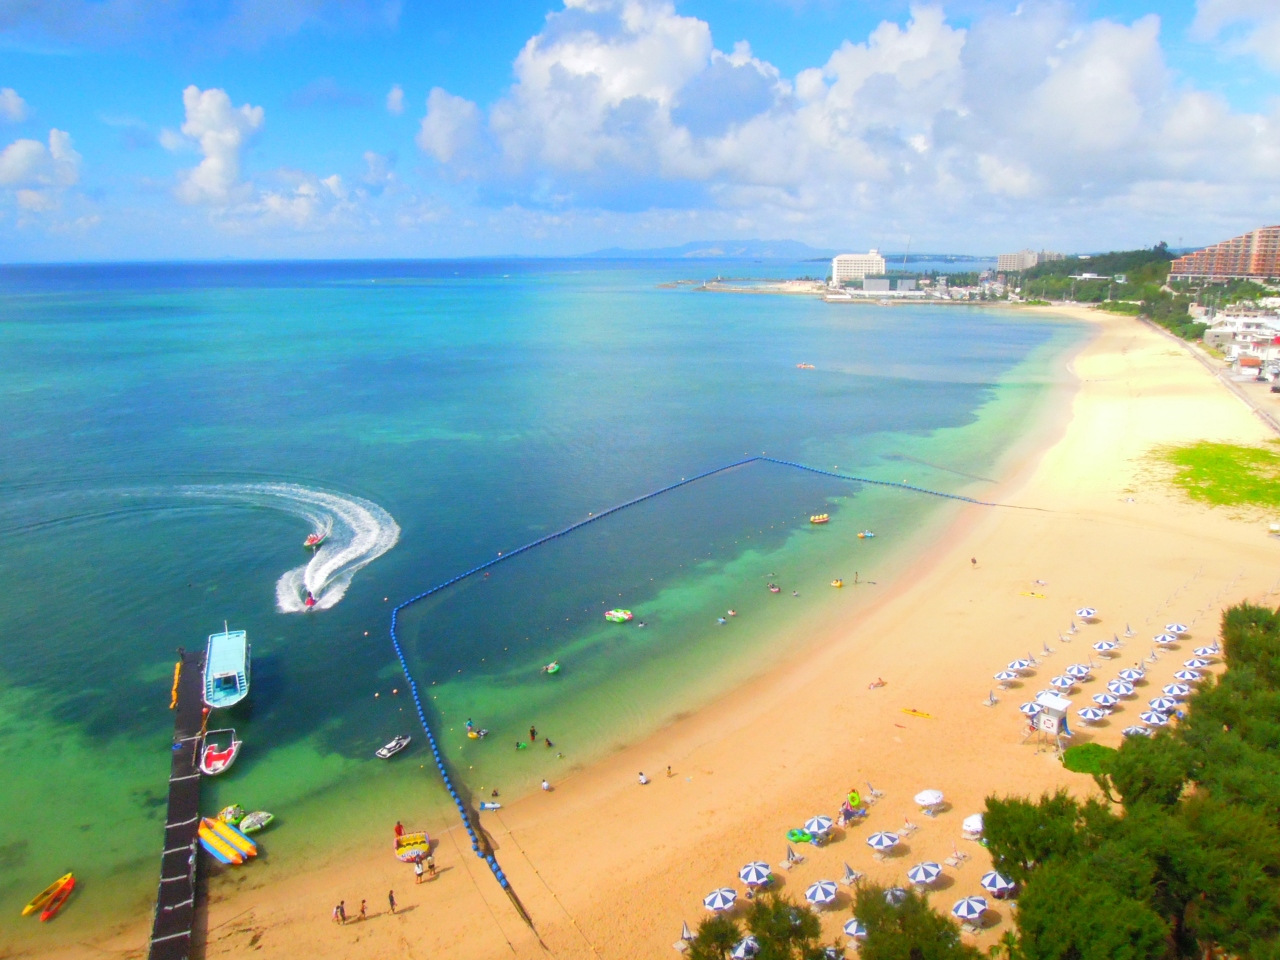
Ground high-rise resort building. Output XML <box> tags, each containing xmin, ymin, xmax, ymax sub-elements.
<box><xmin>1171</xmin><ymin>226</ymin><xmax>1280</xmax><ymax>280</ymax></box>
<box><xmin>831</xmin><ymin>250</ymin><xmax>887</xmax><ymax>285</ymax></box>
<box><xmin>996</xmin><ymin>249</ymin><xmax>1065</xmax><ymax>273</ymax></box>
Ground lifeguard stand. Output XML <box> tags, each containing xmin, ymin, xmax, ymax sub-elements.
<box><xmin>1034</xmin><ymin>693</ymin><xmax>1073</xmax><ymax>753</ymax></box>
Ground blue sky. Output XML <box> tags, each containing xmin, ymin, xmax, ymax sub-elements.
<box><xmin>1</xmin><ymin>0</ymin><xmax>1278</xmax><ymax>260</ymax></box>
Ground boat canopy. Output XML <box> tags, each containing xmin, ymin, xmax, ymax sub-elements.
<box><xmin>204</xmin><ymin>629</ymin><xmax>250</xmax><ymax>709</ymax></box>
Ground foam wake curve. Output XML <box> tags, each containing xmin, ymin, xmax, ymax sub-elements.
<box><xmin>182</xmin><ymin>483</ymin><xmax>400</xmax><ymax>613</ymax></box>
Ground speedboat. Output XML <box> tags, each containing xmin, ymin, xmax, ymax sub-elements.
<box><xmin>200</xmin><ymin>729</ymin><xmax>242</xmax><ymax>775</ymax></box>
<box><xmin>303</xmin><ymin>530</ymin><xmax>327</xmax><ymax>549</ymax></box>
<box><xmin>376</xmin><ymin>734</ymin><xmax>411</xmax><ymax>759</ymax></box>
<box><xmin>810</xmin><ymin>514</ymin><xmax>829</xmax><ymax>524</ymax></box>
<box><xmin>203</xmin><ymin>625</ymin><xmax>250</xmax><ymax>709</ymax></box>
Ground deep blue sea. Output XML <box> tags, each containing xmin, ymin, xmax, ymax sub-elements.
<box><xmin>0</xmin><ymin>258</ymin><xmax>1082</xmax><ymax>943</ymax></box>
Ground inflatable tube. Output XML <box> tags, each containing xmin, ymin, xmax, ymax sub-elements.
<box><xmin>786</xmin><ymin>829</ymin><xmax>813</xmax><ymax>844</ymax></box>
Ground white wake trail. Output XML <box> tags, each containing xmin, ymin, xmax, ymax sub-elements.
<box><xmin>182</xmin><ymin>483</ymin><xmax>400</xmax><ymax>613</ymax></box>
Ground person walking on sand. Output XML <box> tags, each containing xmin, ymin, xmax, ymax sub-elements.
<box><xmin>415</xmin><ymin>858</ymin><xmax>425</xmax><ymax>884</ymax></box>
<box><xmin>332</xmin><ymin>903</ymin><xmax>342</xmax><ymax>924</ymax></box>
<box><xmin>394</xmin><ymin>820</ymin><xmax>404</xmax><ymax>838</ymax></box>
<box><xmin>426</xmin><ymin>853</ymin><xmax>436</xmax><ymax>879</ymax></box>
<box><xmin>971</xmin><ymin>557</ymin><xmax>977</xmax><ymax>568</ymax></box>
<box><xmin>359</xmin><ymin>900</ymin><xmax>367</xmax><ymax>922</ymax></box>
<box><xmin>388</xmin><ymin>890</ymin><xmax>396</xmax><ymax>914</ymax></box>
<box><xmin>336</xmin><ymin>900</ymin><xmax>346</xmax><ymax>925</ymax></box>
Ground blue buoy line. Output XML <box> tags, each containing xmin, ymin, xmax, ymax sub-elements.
<box><xmin>385</xmin><ymin>455</ymin><xmax>997</xmax><ymax>892</ymax></box>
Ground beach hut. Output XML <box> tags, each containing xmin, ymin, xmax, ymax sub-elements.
<box><xmin>952</xmin><ymin>896</ymin><xmax>988</xmax><ymax>921</ymax></box>
<box><xmin>1107</xmin><ymin>679</ymin><xmax>1135</xmax><ymax>696</ymax></box>
<box><xmin>804</xmin><ymin>881</ymin><xmax>838</xmax><ymax>907</ymax></box>
<box><xmin>907</xmin><ymin>862</ymin><xmax>942</xmax><ymax>886</ymax></box>
<box><xmin>739</xmin><ymin>862</ymin><xmax>771</xmax><ymax>887</ymax></box>
<box><xmin>980</xmin><ymin>871</ymin><xmax>1015</xmax><ymax>897</ymax></box>
<box><xmin>704</xmin><ymin>888</ymin><xmax>737</xmax><ymax>912</ymax></box>
<box><xmin>913</xmin><ymin>790</ymin><xmax>944</xmax><ymax>815</ymax></box>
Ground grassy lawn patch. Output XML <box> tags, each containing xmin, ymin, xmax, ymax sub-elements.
<box><xmin>1160</xmin><ymin>441</ymin><xmax>1280</xmax><ymax>508</ymax></box>
<box><xmin>1061</xmin><ymin>742</ymin><xmax>1115</xmax><ymax>775</ymax></box>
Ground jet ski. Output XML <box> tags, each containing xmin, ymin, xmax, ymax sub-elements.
<box><xmin>376</xmin><ymin>734</ymin><xmax>411</xmax><ymax>759</ymax></box>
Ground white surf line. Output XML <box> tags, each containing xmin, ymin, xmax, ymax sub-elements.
<box><xmin>181</xmin><ymin>483</ymin><xmax>400</xmax><ymax>613</ymax></box>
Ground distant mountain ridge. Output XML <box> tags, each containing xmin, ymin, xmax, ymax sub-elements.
<box><xmin>583</xmin><ymin>239</ymin><xmax>838</xmax><ymax>259</ymax></box>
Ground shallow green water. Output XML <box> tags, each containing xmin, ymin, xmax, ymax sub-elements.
<box><xmin>0</xmin><ymin>259</ymin><xmax>1084</xmax><ymax>947</ymax></box>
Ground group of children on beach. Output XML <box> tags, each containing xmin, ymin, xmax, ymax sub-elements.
<box><xmin>331</xmin><ymin>890</ymin><xmax>396</xmax><ymax>926</ymax></box>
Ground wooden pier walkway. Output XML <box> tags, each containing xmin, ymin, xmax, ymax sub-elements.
<box><xmin>147</xmin><ymin>648</ymin><xmax>206</xmax><ymax>960</ymax></box>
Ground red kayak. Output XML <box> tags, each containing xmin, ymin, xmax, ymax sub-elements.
<box><xmin>41</xmin><ymin>876</ymin><xmax>74</xmax><ymax>922</ymax></box>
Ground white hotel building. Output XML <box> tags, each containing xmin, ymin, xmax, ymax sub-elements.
<box><xmin>831</xmin><ymin>250</ymin><xmax>887</xmax><ymax>285</ymax></box>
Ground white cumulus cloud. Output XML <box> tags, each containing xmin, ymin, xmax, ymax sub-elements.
<box><xmin>0</xmin><ymin>88</ymin><xmax>28</xmax><ymax>122</ymax></box>
<box><xmin>0</xmin><ymin>129</ymin><xmax>81</xmax><ymax>186</ymax></box>
<box><xmin>417</xmin><ymin>87</ymin><xmax>481</xmax><ymax>163</ymax></box>
<box><xmin>386</xmin><ymin>84</ymin><xmax>404</xmax><ymax>115</ymax></box>
<box><xmin>174</xmin><ymin>86</ymin><xmax>265</xmax><ymax>205</ymax></box>
<box><xmin>1194</xmin><ymin>0</ymin><xmax>1280</xmax><ymax>71</ymax></box>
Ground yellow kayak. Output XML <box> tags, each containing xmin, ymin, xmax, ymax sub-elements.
<box><xmin>22</xmin><ymin>873</ymin><xmax>72</xmax><ymax>917</ymax></box>
<box><xmin>901</xmin><ymin>708</ymin><xmax>935</xmax><ymax>719</ymax></box>
<box><xmin>204</xmin><ymin>817</ymin><xmax>257</xmax><ymax>858</ymax></box>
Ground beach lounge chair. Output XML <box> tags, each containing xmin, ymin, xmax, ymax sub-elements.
<box><xmin>900</xmin><ymin>819</ymin><xmax>918</xmax><ymax>835</ymax></box>
<box><xmin>943</xmin><ymin>852</ymin><xmax>963</xmax><ymax>868</ymax></box>
<box><xmin>866</xmin><ymin>782</ymin><xmax>885</xmax><ymax>801</ymax></box>
<box><xmin>983</xmin><ymin>691</ymin><xmax>998</xmax><ymax>707</ymax></box>
<box><xmin>961</xmin><ymin>921</ymin><xmax>982</xmax><ymax>936</ymax></box>
<box><xmin>840</xmin><ymin>863</ymin><xmax>863</xmax><ymax>886</ymax></box>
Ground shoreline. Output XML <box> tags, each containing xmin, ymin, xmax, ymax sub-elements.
<box><xmin>32</xmin><ymin>305</ymin><xmax>1280</xmax><ymax>960</ymax></box>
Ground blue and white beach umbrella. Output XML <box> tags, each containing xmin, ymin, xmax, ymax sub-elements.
<box><xmin>805</xmin><ymin>816</ymin><xmax>834</xmax><ymax>836</ymax></box>
<box><xmin>1140</xmin><ymin>711</ymin><xmax>1170</xmax><ymax>726</ymax></box>
<box><xmin>1076</xmin><ymin>607</ymin><xmax>1097</xmax><ymax>619</ymax></box>
<box><xmin>1065</xmin><ymin>664</ymin><xmax>1092</xmax><ymax>679</ymax></box>
<box><xmin>1192</xmin><ymin>647</ymin><xmax>1218</xmax><ymax>659</ymax></box>
<box><xmin>952</xmin><ymin>896</ymin><xmax>988</xmax><ymax>921</ymax></box>
<box><xmin>884</xmin><ymin>887</ymin><xmax>909</xmax><ymax>906</ymax></box>
<box><xmin>843</xmin><ymin>919</ymin><xmax>867</xmax><ymax>939</ymax></box>
<box><xmin>907</xmin><ymin>862</ymin><xmax>943</xmax><ymax>886</ymax></box>
<box><xmin>867</xmin><ymin>831</ymin><xmax>900</xmax><ymax>851</ymax></box>
<box><xmin>1107</xmin><ymin>679</ymin><xmax>1135</xmax><ymax>696</ymax></box>
<box><xmin>1153</xmin><ymin>633</ymin><xmax>1179</xmax><ymax>645</ymax></box>
<box><xmin>805</xmin><ymin>880</ymin><xmax>838</xmax><ymax>906</ymax></box>
<box><xmin>1149</xmin><ymin>696</ymin><xmax>1178</xmax><ymax>712</ymax></box>
<box><xmin>1018</xmin><ymin>701</ymin><xmax>1043</xmax><ymax>716</ymax></box>
<box><xmin>1119</xmin><ymin>668</ymin><xmax>1145</xmax><ymax>682</ymax></box>
<box><xmin>1093</xmin><ymin>693</ymin><xmax>1120</xmax><ymax>707</ymax></box>
<box><xmin>994</xmin><ymin>670</ymin><xmax>1020</xmax><ymax>683</ymax></box>
<box><xmin>1050</xmin><ymin>675</ymin><xmax>1075</xmax><ymax>689</ymax></box>
<box><xmin>1173</xmin><ymin>670</ymin><xmax>1202</xmax><ymax>682</ymax></box>
<box><xmin>980</xmin><ymin>871</ymin><xmax>1015</xmax><ymax>896</ymax></box>
<box><xmin>704</xmin><ymin>888</ymin><xmax>738</xmax><ymax>912</ymax></box>
<box><xmin>1093</xmin><ymin>640</ymin><xmax>1118</xmax><ymax>653</ymax></box>
<box><xmin>1123</xmin><ymin>725</ymin><xmax>1153</xmax><ymax>737</ymax></box>
<box><xmin>1163</xmin><ymin>683</ymin><xmax>1191</xmax><ymax>698</ymax></box>
<box><xmin>1077</xmin><ymin>707</ymin><xmax>1107</xmax><ymax>723</ymax></box>
<box><xmin>731</xmin><ymin>936</ymin><xmax>760</xmax><ymax>959</ymax></box>
<box><xmin>1185</xmin><ymin>657</ymin><xmax>1211</xmax><ymax>669</ymax></box>
<box><xmin>1008</xmin><ymin>659</ymin><xmax>1032</xmax><ymax>671</ymax></box>
<box><xmin>739</xmin><ymin>862</ymin><xmax>772</xmax><ymax>887</ymax></box>
<box><xmin>1165</xmin><ymin>623</ymin><xmax>1189</xmax><ymax>635</ymax></box>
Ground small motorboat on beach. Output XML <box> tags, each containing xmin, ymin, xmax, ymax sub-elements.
<box><xmin>239</xmin><ymin>811</ymin><xmax>274</xmax><ymax>834</ymax></box>
<box><xmin>376</xmin><ymin>734</ymin><xmax>411</xmax><ymax>759</ymax></box>
<box><xmin>200</xmin><ymin>729</ymin><xmax>242</xmax><ymax>776</ymax></box>
<box><xmin>809</xmin><ymin>514</ymin><xmax>830</xmax><ymax>524</ymax></box>
<box><xmin>22</xmin><ymin>873</ymin><xmax>73</xmax><ymax>918</ymax></box>
<box><xmin>395</xmin><ymin>831</ymin><xmax>430</xmax><ymax>862</ymax></box>
<box><xmin>39</xmin><ymin>876</ymin><xmax>74</xmax><ymax>922</ymax></box>
<box><xmin>605</xmin><ymin>609</ymin><xmax>633</xmax><ymax>623</ymax></box>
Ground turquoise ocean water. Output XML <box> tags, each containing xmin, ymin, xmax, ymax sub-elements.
<box><xmin>0</xmin><ymin>260</ymin><xmax>1083</xmax><ymax>947</ymax></box>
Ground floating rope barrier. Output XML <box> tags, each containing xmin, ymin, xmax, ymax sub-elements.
<box><xmin>386</xmin><ymin>455</ymin><xmax>997</xmax><ymax>892</ymax></box>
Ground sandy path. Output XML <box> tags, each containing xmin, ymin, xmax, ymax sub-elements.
<box><xmin>51</xmin><ymin>309</ymin><xmax>1279</xmax><ymax>959</ymax></box>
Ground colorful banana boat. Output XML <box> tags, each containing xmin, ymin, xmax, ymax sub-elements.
<box><xmin>810</xmin><ymin>514</ymin><xmax>829</xmax><ymax>524</ymax></box>
<box><xmin>40</xmin><ymin>876</ymin><xmax>74</xmax><ymax>922</ymax></box>
<box><xmin>22</xmin><ymin>873</ymin><xmax>72</xmax><ymax>917</ymax></box>
<box><xmin>198</xmin><ymin>820</ymin><xmax>244</xmax><ymax>865</ymax></box>
<box><xmin>204</xmin><ymin>817</ymin><xmax>257</xmax><ymax>858</ymax></box>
